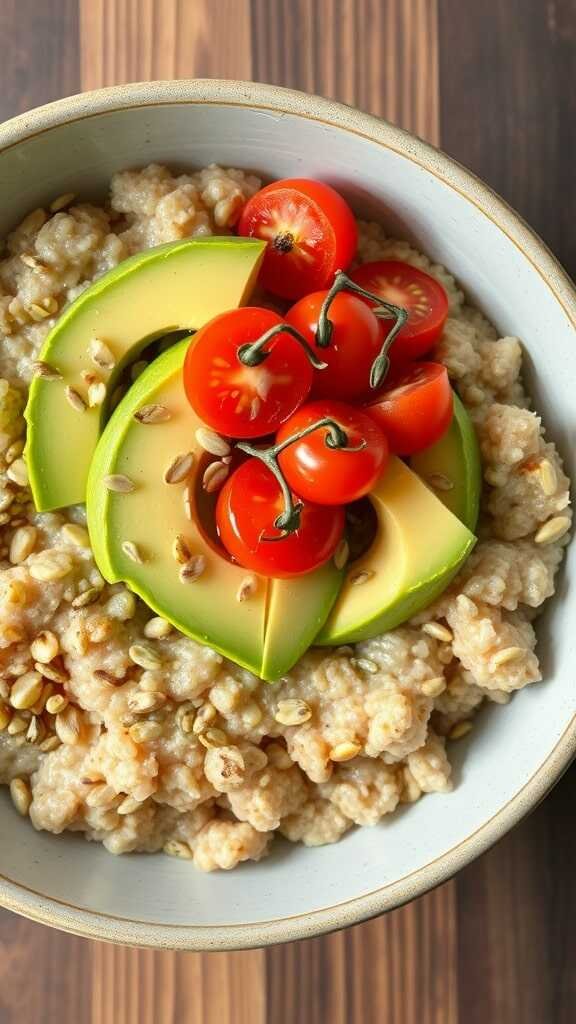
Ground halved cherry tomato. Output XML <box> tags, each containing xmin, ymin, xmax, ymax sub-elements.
<box><xmin>350</xmin><ymin>260</ymin><xmax>449</xmax><ymax>362</ymax></box>
<box><xmin>365</xmin><ymin>362</ymin><xmax>453</xmax><ymax>455</ymax></box>
<box><xmin>238</xmin><ymin>179</ymin><xmax>358</xmax><ymax>300</ymax></box>
<box><xmin>216</xmin><ymin>458</ymin><xmax>344</xmax><ymax>578</ymax></box>
<box><xmin>183</xmin><ymin>308</ymin><xmax>313</xmax><ymax>438</ymax></box>
<box><xmin>286</xmin><ymin>291</ymin><xmax>384</xmax><ymax>402</ymax></box>
<box><xmin>277</xmin><ymin>399</ymin><xmax>389</xmax><ymax>505</ymax></box>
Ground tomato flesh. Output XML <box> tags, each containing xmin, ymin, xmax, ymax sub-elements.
<box><xmin>286</xmin><ymin>291</ymin><xmax>384</xmax><ymax>402</ymax></box>
<box><xmin>183</xmin><ymin>307</ymin><xmax>313</xmax><ymax>438</ymax></box>
<box><xmin>216</xmin><ymin>458</ymin><xmax>345</xmax><ymax>578</ymax></box>
<box><xmin>238</xmin><ymin>179</ymin><xmax>358</xmax><ymax>300</ymax></box>
<box><xmin>350</xmin><ymin>260</ymin><xmax>449</xmax><ymax>363</ymax></box>
<box><xmin>365</xmin><ymin>362</ymin><xmax>453</xmax><ymax>455</ymax></box>
<box><xmin>278</xmin><ymin>399</ymin><xmax>389</xmax><ymax>505</ymax></box>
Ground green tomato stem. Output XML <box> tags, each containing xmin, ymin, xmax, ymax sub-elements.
<box><xmin>237</xmin><ymin>323</ymin><xmax>328</xmax><ymax>371</ymax></box>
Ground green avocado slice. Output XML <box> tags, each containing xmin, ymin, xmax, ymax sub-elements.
<box><xmin>25</xmin><ymin>236</ymin><xmax>265</xmax><ymax>512</ymax></box>
<box><xmin>87</xmin><ymin>341</ymin><xmax>343</xmax><ymax>681</ymax></box>
<box><xmin>316</xmin><ymin>457</ymin><xmax>476</xmax><ymax>646</ymax></box>
<box><xmin>410</xmin><ymin>392</ymin><xmax>481</xmax><ymax>531</ymax></box>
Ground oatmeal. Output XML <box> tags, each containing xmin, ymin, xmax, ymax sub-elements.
<box><xmin>0</xmin><ymin>164</ymin><xmax>570</xmax><ymax>870</ymax></box>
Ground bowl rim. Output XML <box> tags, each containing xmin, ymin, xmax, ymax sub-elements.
<box><xmin>0</xmin><ymin>77</ymin><xmax>574</xmax><ymax>951</ymax></box>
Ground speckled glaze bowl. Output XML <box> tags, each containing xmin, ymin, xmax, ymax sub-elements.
<box><xmin>0</xmin><ymin>80</ymin><xmax>574</xmax><ymax>950</ymax></box>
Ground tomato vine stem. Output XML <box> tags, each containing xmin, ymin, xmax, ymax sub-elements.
<box><xmin>238</xmin><ymin>323</ymin><xmax>328</xmax><ymax>370</ymax></box>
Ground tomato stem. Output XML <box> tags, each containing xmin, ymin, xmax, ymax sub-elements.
<box><xmin>238</xmin><ymin>323</ymin><xmax>328</xmax><ymax>371</ymax></box>
<box><xmin>314</xmin><ymin>270</ymin><xmax>409</xmax><ymax>388</ymax></box>
<box><xmin>237</xmin><ymin>417</ymin><xmax>366</xmax><ymax>538</ymax></box>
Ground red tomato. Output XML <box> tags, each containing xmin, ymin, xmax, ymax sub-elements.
<box><xmin>365</xmin><ymin>362</ymin><xmax>453</xmax><ymax>455</ymax></box>
<box><xmin>238</xmin><ymin>179</ymin><xmax>358</xmax><ymax>300</ymax></box>
<box><xmin>286</xmin><ymin>291</ymin><xmax>384</xmax><ymax>402</ymax></box>
<box><xmin>183</xmin><ymin>308</ymin><xmax>313</xmax><ymax>438</ymax></box>
<box><xmin>277</xmin><ymin>399</ymin><xmax>389</xmax><ymax>505</ymax></box>
<box><xmin>350</xmin><ymin>260</ymin><xmax>449</xmax><ymax>362</ymax></box>
<box><xmin>216</xmin><ymin>459</ymin><xmax>344</xmax><ymax>578</ymax></box>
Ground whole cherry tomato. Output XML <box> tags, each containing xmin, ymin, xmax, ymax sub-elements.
<box><xmin>277</xmin><ymin>399</ymin><xmax>389</xmax><ymax>505</ymax></box>
<box><xmin>238</xmin><ymin>179</ymin><xmax>358</xmax><ymax>300</ymax></box>
<box><xmin>216</xmin><ymin>458</ymin><xmax>345</xmax><ymax>578</ymax></box>
<box><xmin>350</xmin><ymin>260</ymin><xmax>449</xmax><ymax>363</ymax></box>
<box><xmin>365</xmin><ymin>362</ymin><xmax>453</xmax><ymax>455</ymax></box>
<box><xmin>286</xmin><ymin>291</ymin><xmax>384</xmax><ymax>402</ymax></box>
<box><xmin>183</xmin><ymin>307</ymin><xmax>313</xmax><ymax>438</ymax></box>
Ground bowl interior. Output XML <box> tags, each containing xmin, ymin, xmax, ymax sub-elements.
<box><xmin>0</xmin><ymin>90</ymin><xmax>575</xmax><ymax>944</ymax></box>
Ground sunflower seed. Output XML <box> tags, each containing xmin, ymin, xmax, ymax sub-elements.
<box><xmin>491</xmin><ymin>646</ymin><xmax>525</xmax><ymax>668</ymax></box>
<box><xmin>236</xmin><ymin>574</ymin><xmax>258</xmax><ymax>602</ymax></box>
<box><xmin>134</xmin><ymin>403</ymin><xmax>171</xmax><ymax>424</ymax></box>
<box><xmin>88</xmin><ymin>380</ymin><xmax>106</xmax><ymax>407</ymax></box>
<box><xmin>104</xmin><ymin>474</ymin><xmax>135</xmax><ymax>493</ymax></box>
<box><xmin>172</xmin><ymin>534</ymin><xmax>191</xmax><ymax>564</ymax></box>
<box><xmin>427</xmin><ymin>473</ymin><xmax>454</xmax><ymax>492</ymax></box>
<box><xmin>21</xmin><ymin>253</ymin><xmax>46</xmax><ymax>271</ymax></box>
<box><xmin>25</xmin><ymin>717</ymin><xmax>45</xmax><ymax>745</ymax></box>
<box><xmin>195</xmin><ymin>427</ymin><xmax>231</xmax><ymax>457</ymax></box>
<box><xmin>274</xmin><ymin>699</ymin><xmax>312</xmax><ymax>726</ymax></box>
<box><xmin>71</xmin><ymin>587</ymin><xmax>101</xmax><ymax>608</ymax></box>
<box><xmin>538</xmin><ymin>458</ymin><xmax>557</xmax><ymax>496</ymax></box>
<box><xmin>89</xmin><ymin>338</ymin><xmax>116</xmax><ymax>370</ymax></box>
<box><xmin>179</xmin><ymin>555</ymin><xmax>206</xmax><ymax>583</ymax></box>
<box><xmin>55</xmin><ymin>704</ymin><xmax>82</xmax><ymax>745</ymax></box>
<box><xmin>351</xmin><ymin>657</ymin><xmax>379</xmax><ymax>675</ymax></box>
<box><xmin>422</xmin><ymin>622</ymin><xmax>454</xmax><ymax>643</ymax></box>
<box><xmin>164</xmin><ymin>451</ymin><xmax>194</xmax><ymax>484</ymax></box>
<box><xmin>32</xmin><ymin>360</ymin><xmax>62</xmax><ymax>381</ymax></box>
<box><xmin>202</xmin><ymin>460</ymin><xmax>229</xmax><ymax>493</ymax></box>
<box><xmin>121</xmin><ymin>540</ymin><xmax>144</xmax><ymax>564</ymax></box>
<box><xmin>348</xmin><ymin>569</ymin><xmax>374</xmax><ymax>586</ymax></box>
<box><xmin>127</xmin><ymin>690</ymin><xmax>167</xmax><ymax>714</ymax></box>
<box><xmin>65</xmin><ymin>386</ymin><xmax>86</xmax><ymax>412</ymax></box>
<box><xmin>333</xmin><ymin>539</ymin><xmax>349</xmax><ymax>570</ymax></box>
<box><xmin>129</xmin><ymin>644</ymin><xmax>162</xmax><ymax>670</ymax></box>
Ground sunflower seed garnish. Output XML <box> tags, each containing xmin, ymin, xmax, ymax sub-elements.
<box><xmin>179</xmin><ymin>555</ymin><xmax>206</xmax><ymax>583</ymax></box>
<box><xmin>195</xmin><ymin>427</ymin><xmax>231</xmax><ymax>457</ymax></box>
<box><xmin>427</xmin><ymin>473</ymin><xmax>454</xmax><ymax>492</ymax></box>
<box><xmin>134</xmin><ymin>404</ymin><xmax>172</xmax><ymax>424</ymax></box>
<box><xmin>164</xmin><ymin>451</ymin><xmax>194</xmax><ymax>484</ymax></box>
<box><xmin>89</xmin><ymin>337</ymin><xmax>116</xmax><ymax>370</ymax></box>
<box><xmin>172</xmin><ymin>534</ymin><xmax>191</xmax><ymax>564</ymax></box>
<box><xmin>65</xmin><ymin>385</ymin><xmax>86</xmax><ymax>412</ymax></box>
<box><xmin>334</xmin><ymin>539</ymin><xmax>349</xmax><ymax>570</ymax></box>
<box><xmin>32</xmin><ymin>360</ymin><xmax>62</xmax><ymax>381</ymax></box>
<box><xmin>88</xmin><ymin>381</ymin><xmax>106</xmax><ymax>407</ymax></box>
<box><xmin>348</xmin><ymin>568</ymin><xmax>374</xmax><ymax>586</ymax></box>
<box><xmin>202</xmin><ymin>460</ymin><xmax>229</xmax><ymax>493</ymax></box>
<box><xmin>121</xmin><ymin>540</ymin><xmax>144</xmax><ymax>564</ymax></box>
<box><xmin>236</xmin><ymin>574</ymin><xmax>258</xmax><ymax>602</ymax></box>
<box><xmin>104</xmin><ymin>474</ymin><xmax>135</xmax><ymax>493</ymax></box>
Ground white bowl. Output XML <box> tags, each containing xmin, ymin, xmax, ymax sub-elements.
<box><xmin>0</xmin><ymin>80</ymin><xmax>574</xmax><ymax>950</ymax></box>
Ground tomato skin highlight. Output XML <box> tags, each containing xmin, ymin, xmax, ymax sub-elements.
<box><xmin>285</xmin><ymin>291</ymin><xmax>384</xmax><ymax>402</ymax></box>
<box><xmin>238</xmin><ymin>179</ymin><xmax>358</xmax><ymax>300</ymax></box>
<box><xmin>277</xmin><ymin>399</ymin><xmax>389</xmax><ymax>505</ymax></box>
<box><xmin>350</xmin><ymin>260</ymin><xmax>449</xmax><ymax>363</ymax></box>
<box><xmin>183</xmin><ymin>307</ymin><xmax>313</xmax><ymax>438</ymax></box>
<box><xmin>216</xmin><ymin>459</ymin><xmax>345</xmax><ymax>578</ymax></box>
<box><xmin>365</xmin><ymin>362</ymin><xmax>453</xmax><ymax>456</ymax></box>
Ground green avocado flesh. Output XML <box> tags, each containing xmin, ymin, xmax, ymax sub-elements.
<box><xmin>87</xmin><ymin>342</ymin><xmax>343</xmax><ymax>680</ymax></box>
<box><xmin>410</xmin><ymin>392</ymin><xmax>481</xmax><ymax>531</ymax></box>
<box><xmin>316</xmin><ymin>456</ymin><xmax>476</xmax><ymax>646</ymax></box>
<box><xmin>25</xmin><ymin>236</ymin><xmax>265</xmax><ymax>512</ymax></box>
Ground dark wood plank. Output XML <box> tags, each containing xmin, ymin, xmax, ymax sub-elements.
<box><xmin>0</xmin><ymin>0</ymin><xmax>79</xmax><ymax>122</ymax></box>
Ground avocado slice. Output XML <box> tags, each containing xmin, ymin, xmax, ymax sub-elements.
<box><xmin>316</xmin><ymin>457</ymin><xmax>476</xmax><ymax>646</ymax></box>
<box><xmin>25</xmin><ymin>236</ymin><xmax>265</xmax><ymax>512</ymax></box>
<box><xmin>410</xmin><ymin>392</ymin><xmax>481</xmax><ymax>530</ymax></box>
<box><xmin>87</xmin><ymin>341</ymin><xmax>342</xmax><ymax>680</ymax></box>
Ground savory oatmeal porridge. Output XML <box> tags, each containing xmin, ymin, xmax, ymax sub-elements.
<box><xmin>0</xmin><ymin>163</ymin><xmax>570</xmax><ymax>871</ymax></box>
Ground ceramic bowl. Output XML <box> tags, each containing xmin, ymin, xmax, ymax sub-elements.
<box><xmin>0</xmin><ymin>80</ymin><xmax>574</xmax><ymax>950</ymax></box>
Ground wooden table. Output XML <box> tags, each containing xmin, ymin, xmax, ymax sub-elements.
<box><xmin>0</xmin><ymin>2</ymin><xmax>575</xmax><ymax>1021</ymax></box>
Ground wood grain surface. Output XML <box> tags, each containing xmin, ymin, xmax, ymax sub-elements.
<box><xmin>0</xmin><ymin>1</ymin><xmax>574</xmax><ymax>1021</ymax></box>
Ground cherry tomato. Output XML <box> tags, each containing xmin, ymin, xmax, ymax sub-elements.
<box><xmin>365</xmin><ymin>362</ymin><xmax>453</xmax><ymax>456</ymax></box>
<box><xmin>285</xmin><ymin>291</ymin><xmax>384</xmax><ymax>402</ymax></box>
<box><xmin>184</xmin><ymin>307</ymin><xmax>313</xmax><ymax>438</ymax></box>
<box><xmin>216</xmin><ymin>458</ymin><xmax>344</xmax><ymax>578</ymax></box>
<box><xmin>238</xmin><ymin>179</ymin><xmax>358</xmax><ymax>300</ymax></box>
<box><xmin>277</xmin><ymin>399</ymin><xmax>389</xmax><ymax>506</ymax></box>
<box><xmin>350</xmin><ymin>260</ymin><xmax>449</xmax><ymax>362</ymax></box>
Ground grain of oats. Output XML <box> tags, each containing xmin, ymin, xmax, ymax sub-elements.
<box><xmin>349</xmin><ymin>569</ymin><xmax>374</xmax><ymax>586</ymax></box>
<box><xmin>179</xmin><ymin>554</ymin><xmax>206</xmax><ymax>583</ymax></box>
<box><xmin>202</xmin><ymin>460</ymin><xmax>229</xmax><ymax>493</ymax></box>
<box><xmin>199</xmin><ymin>727</ymin><xmax>228</xmax><ymax>749</ymax></box>
<box><xmin>192</xmin><ymin>703</ymin><xmax>217</xmax><ymax>734</ymax></box>
<box><xmin>71</xmin><ymin>587</ymin><xmax>101</xmax><ymax>608</ymax></box>
<box><xmin>26</xmin><ymin>716</ymin><xmax>45</xmax><ymax>745</ymax></box>
<box><xmin>35</xmin><ymin>661</ymin><xmax>68</xmax><ymax>684</ymax></box>
<box><xmin>449</xmin><ymin>720</ymin><xmax>473</xmax><ymax>740</ymax></box>
<box><xmin>427</xmin><ymin>473</ymin><xmax>454</xmax><ymax>491</ymax></box>
<box><xmin>164</xmin><ymin>451</ymin><xmax>194</xmax><ymax>484</ymax></box>
<box><xmin>333</xmin><ymin>539</ymin><xmax>350</xmax><ymax>570</ymax></box>
<box><xmin>172</xmin><ymin>534</ymin><xmax>191</xmax><ymax>564</ymax></box>
<box><xmin>104</xmin><ymin>473</ymin><xmax>135</xmax><ymax>493</ymax></box>
<box><xmin>9</xmin><ymin>524</ymin><xmax>37</xmax><ymax>564</ymax></box>
<box><xmin>121</xmin><ymin>540</ymin><xmax>144</xmax><ymax>564</ymax></box>
<box><xmin>5</xmin><ymin>439</ymin><xmax>24</xmax><ymax>463</ymax></box>
<box><xmin>29</xmin><ymin>681</ymin><xmax>53</xmax><ymax>716</ymax></box>
<box><xmin>117</xmin><ymin>795</ymin><xmax>141</xmax><ymax>815</ymax></box>
<box><xmin>274</xmin><ymin>699</ymin><xmax>312</xmax><ymax>726</ymax></box>
<box><xmin>129</xmin><ymin>720</ymin><xmax>163</xmax><ymax>743</ymax></box>
<box><xmin>7</xmin><ymin>715</ymin><xmax>28</xmax><ymax>736</ymax></box>
<box><xmin>539</xmin><ymin>458</ymin><xmax>557</xmax><ymax>496</ymax></box>
<box><xmin>94</xmin><ymin>669</ymin><xmax>123</xmax><ymax>686</ymax></box>
<box><xmin>10</xmin><ymin>778</ymin><xmax>31</xmax><ymax>816</ymax></box>
<box><xmin>88</xmin><ymin>380</ymin><xmax>106</xmax><ymax>407</ymax></box>
<box><xmin>195</xmin><ymin>427</ymin><xmax>231</xmax><ymax>457</ymax></box>
<box><xmin>129</xmin><ymin>643</ymin><xmax>162</xmax><ymax>670</ymax></box>
<box><xmin>236</xmin><ymin>574</ymin><xmax>258</xmax><ymax>602</ymax></box>
<box><xmin>421</xmin><ymin>676</ymin><xmax>446</xmax><ymax>698</ymax></box>
<box><xmin>128</xmin><ymin>690</ymin><xmax>167</xmax><ymax>714</ymax></box>
<box><xmin>163</xmin><ymin>839</ymin><xmax>193</xmax><ymax>859</ymax></box>
<box><xmin>6</xmin><ymin>458</ymin><xmax>29</xmax><ymax>487</ymax></box>
<box><xmin>139</xmin><ymin>671</ymin><xmax>165</xmax><ymax>693</ymax></box>
<box><xmin>50</xmin><ymin>191</ymin><xmax>76</xmax><ymax>212</ymax></box>
<box><xmin>45</xmin><ymin>694</ymin><xmax>69</xmax><ymax>715</ymax></box>
<box><xmin>65</xmin><ymin>386</ymin><xmax>86</xmax><ymax>412</ymax></box>
<box><xmin>28</xmin><ymin>303</ymin><xmax>51</xmax><ymax>321</ymax></box>
<box><xmin>85</xmin><ymin>783</ymin><xmax>117</xmax><ymax>809</ymax></box>
<box><xmin>30</xmin><ymin>630</ymin><xmax>59</xmax><ymax>664</ymax></box>
<box><xmin>89</xmin><ymin>337</ymin><xmax>116</xmax><ymax>370</ymax></box>
<box><xmin>0</xmin><ymin>703</ymin><xmax>11</xmax><ymax>730</ymax></box>
<box><xmin>134</xmin><ymin>403</ymin><xmax>171</xmax><ymax>424</ymax></box>
<box><xmin>32</xmin><ymin>360</ymin><xmax>62</xmax><ymax>381</ymax></box>
<box><xmin>491</xmin><ymin>646</ymin><xmax>525</xmax><ymax>668</ymax></box>
<box><xmin>10</xmin><ymin>671</ymin><xmax>43</xmax><ymax>710</ymax></box>
<box><xmin>106</xmin><ymin>589</ymin><xmax>136</xmax><ymax>621</ymax></box>
<box><xmin>144</xmin><ymin>616</ymin><xmax>172</xmax><ymax>639</ymax></box>
<box><xmin>329</xmin><ymin>741</ymin><xmax>361</xmax><ymax>762</ymax></box>
<box><xmin>534</xmin><ymin>515</ymin><xmax>571</xmax><ymax>545</ymax></box>
<box><xmin>61</xmin><ymin>523</ymin><xmax>90</xmax><ymax>548</ymax></box>
<box><xmin>20</xmin><ymin>253</ymin><xmax>46</xmax><ymax>271</ymax></box>
<box><xmin>39</xmin><ymin>735</ymin><xmax>61</xmax><ymax>753</ymax></box>
<box><xmin>422</xmin><ymin>622</ymin><xmax>454</xmax><ymax>643</ymax></box>
<box><xmin>55</xmin><ymin>705</ymin><xmax>82</xmax><ymax>745</ymax></box>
